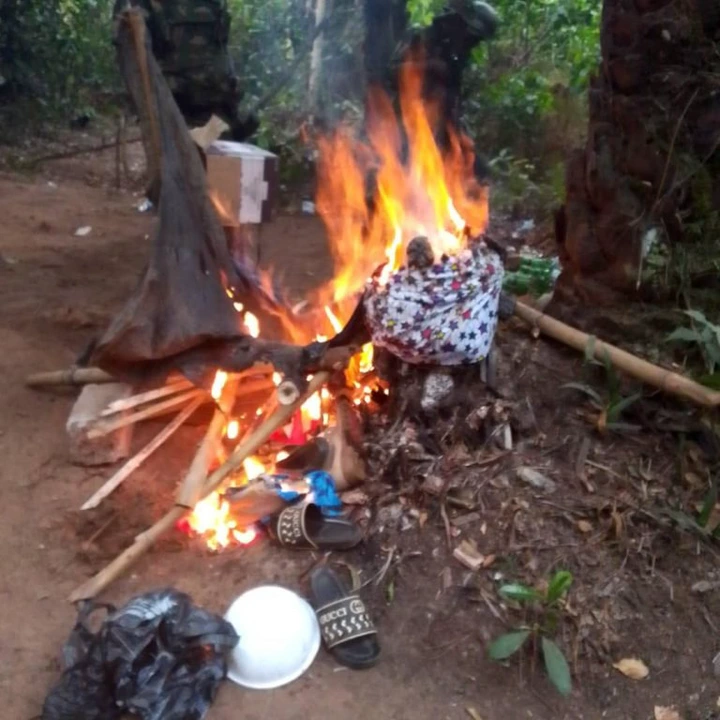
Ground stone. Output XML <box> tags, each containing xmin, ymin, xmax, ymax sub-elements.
<box><xmin>420</xmin><ymin>372</ymin><xmax>455</xmax><ymax>412</ymax></box>
<box><xmin>66</xmin><ymin>382</ymin><xmax>134</xmax><ymax>466</ymax></box>
<box><xmin>517</xmin><ymin>466</ymin><xmax>557</xmax><ymax>493</ymax></box>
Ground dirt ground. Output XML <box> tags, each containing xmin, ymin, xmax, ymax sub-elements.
<box><xmin>1</xmin><ymin>143</ymin><xmax>720</xmax><ymax>720</ymax></box>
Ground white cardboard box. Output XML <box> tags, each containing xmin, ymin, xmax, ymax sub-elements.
<box><xmin>205</xmin><ymin>141</ymin><xmax>279</xmax><ymax>225</ymax></box>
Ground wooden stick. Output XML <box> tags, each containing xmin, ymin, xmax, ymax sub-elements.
<box><xmin>81</xmin><ymin>396</ymin><xmax>205</xmax><ymax>511</ymax></box>
<box><xmin>26</xmin><ymin>367</ymin><xmax>114</xmax><ymax>388</ymax></box>
<box><xmin>174</xmin><ymin>369</ymin><xmax>238</xmax><ymax>509</ymax></box>
<box><xmin>174</xmin><ymin>407</ymin><xmax>226</xmax><ymax>508</ymax></box>
<box><xmin>514</xmin><ymin>300</ymin><xmax>720</xmax><ymax>407</ymax></box>
<box><xmin>128</xmin><ymin>10</ymin><xmax>162</xmax><ymax>194</ymax></box>
<box><xmin>101</xmin><ymin>379</ymin><xmax>194</xmax><ymax>416</ymax></box>
<box><xmin>68</xmin><ymin>372</ymin><xmax>330</xmax><ymax>602</ymax></box>
<box><xmin>87</xmin><ymin>389</ymin><xmax>206</xmax><ymax>438</ymax></box>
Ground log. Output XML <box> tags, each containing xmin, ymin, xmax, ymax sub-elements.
<box><xmin>26</xmin><ymin>368</ymin><xmax>114</xmax><ymax>388</ymax></box>
<box><xmin>68</xmin><ymin>371</ymin><xmax>330</xmax><ymax>602</ymax></box>
<box><xmin>81</xmin><ymin>396</ymin><xmax>205</xmax><ymax>511</ymax></box>
<box><xmin>514</xmin><ymin>300</ymin><xmax>720</xmax><ymax>407</ymax></box>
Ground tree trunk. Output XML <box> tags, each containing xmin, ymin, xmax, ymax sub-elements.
<box><xmin>556</xmin><ymin>0</ymin><xmax>720</xmax><ymax>304</ymax></box>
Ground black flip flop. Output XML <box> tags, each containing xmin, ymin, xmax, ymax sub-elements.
<box><xmin>269</xmin><ymin>502</ymin><xmax>362</xmax><ymax>550</ymax></box>
<box><xmin>310</xmin><ymin>566</ymin><xmax>380</xmax><ymax>669</ymax></box>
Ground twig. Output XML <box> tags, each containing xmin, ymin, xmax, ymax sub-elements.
<box><xmin>87</xmin><ymin>388</ymin><xmax>206</xmax><ymax>438</ymax></box>
<box><xmin>651</xmin><ymin>87</ymin><xmax>700</xmax><ymax>211</ymax></box>
<box><xmin>82</xmin><ymin>514</ymin><xmax>118</xmax><ymax>548</ymax></box>
<box><xmin>357</xmin><ymin>546</ymin><xmax>396</xmax><ymax>590</ymax></box>
<box><xmin>27</xmin><ymin>136</ymin><xmax>142</xmax><ymax>166</ymax></box>
<box><xmin>68</xmin><ymin>372</ymin><xmax>330</xmax><ymax>602</ymax></box>
<box><xmin>81</xmin><ymin>396</ymin><xmax>204</xmax><ymax>510</ymax></box>
<box><xmin>440</xmin><ymin>501</ymin><xmax>452</xmax><ymax>549</ymax></box>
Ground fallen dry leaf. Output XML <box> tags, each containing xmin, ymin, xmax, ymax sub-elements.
<box><xmin>613</xmin><ymin>657</ymin><xmax>649</xmax><ymax>680</ymax></box>
<box><xmin>465</xmin><ymin>708</ymin><xmax>483</xmax><ymax>720</ymax></box>
<box><xmin>654</xmin><ymin>706</ymin><xmax>681</xmax><ymax>720</ymax></box>
<box><xmin>577</xmin><ymin>519</ymin><xmax>593</xmax><ymax>533</ymax></box>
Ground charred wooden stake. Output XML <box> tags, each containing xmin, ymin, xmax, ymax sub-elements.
<box><xmin>68</xmin><ymin>371</ymin><xmax>331</xmax><ymax>602</ymax></box>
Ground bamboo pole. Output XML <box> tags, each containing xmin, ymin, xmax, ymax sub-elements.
<box><xmin>87</xmin><ymin>389</ymin><xmax>206</xmax><ymax>438</ymax></box>
<box><xmin>175</xmin><ymin>405</ymin><xmax>230</xmax><ymax>509</ymax></box>
<box><xmin>101</xmin><ymin>379</ymin><xmax>194</xmax><ymax>416</ymax></box>
<box><xmin>514</xmin><ymin>300</ymin><xmax>720</xmax><ymax>407</ymax></box>
<box><xmin>25</xmin><ymin>368</ymin><xmax>114</xmax><ymax>388</ymax></box>
<box><xmin>81</xmin><ymin>397</ymin><xmax>205</xmax><ymax>511</ymax></box>
<box><xmin>68</xmin><ymin>371</ymin><xmax>330</xmax><ymax>602</ymax></box>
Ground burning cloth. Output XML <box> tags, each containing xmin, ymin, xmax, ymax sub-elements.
<box><xmin>364</xmin><ymin>241</ymin><xmax>503</xmax><ymax>365</ymax></box>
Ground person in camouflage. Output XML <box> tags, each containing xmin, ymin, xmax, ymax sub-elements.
<box><xmin>113</xmin><ymin>0</ymin><xmax>258</xmax><ymax>141</ymax></box>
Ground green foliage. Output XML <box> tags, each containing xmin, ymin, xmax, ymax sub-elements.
<box><xmin>0</xmin><ymin>1</ymin><xmax>118</xmax><ymax>118</ymax></box>
<box><xmin>488</xmin><ymin>149</ymin><xmax>565</xmax><ymax>215</ymax></box>
<box><xmin>465</xmin><ymin>0</ymin><xmax>600</xmax><ymax>208</ymax></box>
<box><xmin>489</xmin><ymin>570</ymin><xmax>574</xmax><ymax>697</ymax></box>
<box><xmin>488</xmin><ymin>629</ymin><xmax>531</xmax><ymax>660</ymax></box>
<box><xmin>664</xmin><ymin>475</ymin><xmax>720</xmax><ymax>541</ymax></box>
<box><xmin>562</xmin><ymin>348</ymin><xmax>642</xmax><ymax>434</ymax></box>
<box><xmin>406</xmin><ymin>0</ymin><xmax>444</xmax><ymax>28</ymax></box>
<box><xmin>541</xmin><ymin>637</ymin><xmax>572</xmax><ymax>696</ymax></box>
<box><xmin>666</xmin><ymin>310</ymin><xmax>720</xmax><ymax>377</ymax></box>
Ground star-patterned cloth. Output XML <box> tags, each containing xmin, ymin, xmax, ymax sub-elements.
<box><xmin>364</xmin><ymin>243</ymin><xmax>504</xmax><ymax>365</ymax></box>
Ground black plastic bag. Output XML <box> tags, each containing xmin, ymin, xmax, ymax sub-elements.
<box><xmin>42</xmin><ymin>589</ymin><xmax>239</xmax><ymax>720</ymax></box>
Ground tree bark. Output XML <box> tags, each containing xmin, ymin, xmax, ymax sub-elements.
<box><xmin>556</xmin><ymin>0</ymin><xmax>720</xmax><ymax>304</ymax></box>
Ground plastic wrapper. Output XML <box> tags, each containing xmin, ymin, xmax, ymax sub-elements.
<box><xmin>42</xmin><ymin>589</ymin><xmax>239</xmax><ymax>720</ymax></box>
<box><xmin>364</xmin><ymin>242</ymin><xmax>504</xmax><ymax>365</ymax></box>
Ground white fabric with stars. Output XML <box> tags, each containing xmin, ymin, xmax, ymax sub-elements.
<box><xmin>364</xmin><ymin>242</ymin><xmax>504</xmax><ymax>365</ymax></box>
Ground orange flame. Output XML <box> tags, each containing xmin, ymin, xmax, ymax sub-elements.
<box><xmin>314</xmin><ymin>48</ymin><xmax>488</xmax><ymax>305</ymax></box>
<box><xmin>186</xmin><ymin>492</ymin><xmax>258</xmax><ymax>551</ymax></box>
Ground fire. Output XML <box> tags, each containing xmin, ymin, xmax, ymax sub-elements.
<box><xmin>244</xmin><ymin>312</ymin><xmax>260</xmax><ymax>338</ymax></box>
<box><xmin>211</xmin><ymin>371</ymin><xmax>228</xmax><ymax>400</ymax></box>
<box><xmin>242</xmin><ymin>456</ymin><xmax>266</xmax><ymax>480</ymax></box>
<box><xmin>226</xmin><ymin>420</ymin><xmax>239</xmax><ymax>440</ymax></box>
<box><xmin>315</xmin><ymin>48</ymin><xmax>488</xmax><ymax>304</ymax></box>
<box><xmin>186</xmin><ymin>53</ymin><xmax>481</xmax><ymax>552</ymax></box>
<box><xmin>185</xmin><ymin>492</ymin><xmax>258</xmax><ymax>551</ymax></box>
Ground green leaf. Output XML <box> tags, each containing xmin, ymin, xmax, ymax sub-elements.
<box><xmin>698</xmin><ymin>480</ymin><xmax>717</xmax><ymax>528</ymax></box>
<box><xmin>488</xmin><ymin>630</ymin><xmax>531</xmax><ymax>660</ymax></box>
<box><xmin>561</xmin><ymin>382</ymin><xmax>603</xmax><ymax>405</ymax></box>
<box><xmin>499</xmin><ymin>583</ymin><xmax>542</xmax><ymax>603</ymax></box>
<box><xmin>683</xmin><ymin>309</ymin><xmax>709</xmax><ymax>326</ymax></box>
<box><xmin>541</xmin><ymin>637</ymin><xmax>572</xmax><ymax>696</ymax></box>
<box><xmin>666</xmin><ymin>327</ymin><xmax>701</xmax><ymax>344</ymax></box>
<box><xmin>546</xmin><ymin>571</ymin><xmax>573</xmax><ymax>605</ymax></box>
<box><xmin>607</xmin><ymin>392</ymin><xmax>642</xmax><ymax>423</ymax></box>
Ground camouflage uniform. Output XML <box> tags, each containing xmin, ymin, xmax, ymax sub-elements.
<box><xmin>113</xmin><ymin>0</ymin><xmax>257</xmax><ymax>139</ymax></box>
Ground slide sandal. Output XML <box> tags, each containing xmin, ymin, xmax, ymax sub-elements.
<box><xmin>310</xmin><ymin>565</ymin><xmax>380</xmax><ymax>669</ymax></box>
<box><xmin>269</xmin><ymin>503</ymin><xmax>362</xmax><ymax>551</ymax></box>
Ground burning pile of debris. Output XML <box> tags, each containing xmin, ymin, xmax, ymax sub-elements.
<box><xmin>25</xmin><ymin>8</ymin><xmax>720</xmax><ymax>606</ymax></box>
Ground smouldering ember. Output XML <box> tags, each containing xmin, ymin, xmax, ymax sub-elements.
<box><xmin>183</xmin><ymin>52</ymin><xmax>487</xmax><ymax>551</ymax></box>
